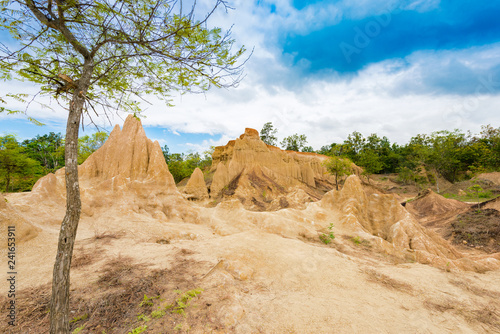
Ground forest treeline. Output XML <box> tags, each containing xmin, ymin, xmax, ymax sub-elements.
<box><xmin>0</xmin><ymin>132</ymin><xmax>108</xmax><ymax>192</ymax></box>
<box><xmin>0</xmin><ymin>130</ymin><xmax>213</xmax><ymax>192</ymax></box>
<box><xmin>261</xmin><ymin>122</ymin><xmax>500</xmax><ymax>187</ymax></box>
<box><xmin>1</xmin><ymin>124</ymin><xmax>499</xmax><ymax>192</ymax></box>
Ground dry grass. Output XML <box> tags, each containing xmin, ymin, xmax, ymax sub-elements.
<box><xmin>93</xmin><ymin>229</ymin><xmax>124</xmax><ymax>242</ymax></box>
<box><xmin>363</xmin><ymin>268</ymin><xmax>414</xmax><ymax>294</ymax></box>
<box><xmin>72</xmin><ymin>246</ymin><xmax>95</xmax><ymax>268</ymax></box>
<box><xmin>0</xmin><ymin>252</ymin><xmax>224</xmax><ymax>333</ymax></box>
<box><xmin>449</xmin><ymin>278</ymin><xmax>500</xmax><ymax>299</ymax></box>
<box><xmin>424</xmin><ymin>299</ymin><xmax>500</xmax><ymax>331</ymax></box>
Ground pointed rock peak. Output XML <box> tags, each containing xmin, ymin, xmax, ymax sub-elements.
<box><xmin>183</xmin><ymin>168</ymin><xmax>208</xmax><ymax>200</ymax></box>
<box><xmin>122</xmin><ymin>114</ymin><xmax>146</xmax><ymax>137</ymax></box>
<box><xmin>77</xmin><ymin>114</ymin><xmax>175</xmax><ymax>187</ymax></box>
<box><xmin>191</xmin><ymin>167</ymin><xmax>204</xmax><ymax>179</ymax></box>
<box><xmin>111</xmin><ymin>123</ymin><xmax>122</xmax><ymax>134</ymax></box>
<box><xmin>107</xmin><ymin>124</ymin><xmax>122</xmax><ymax>142</ymax></box>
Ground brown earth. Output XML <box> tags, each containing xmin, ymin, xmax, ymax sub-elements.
<box><xmin>1</xmin><ymin>116</ymin><xmax>500</xmax><ymax>333</ymax></box>
<box><xmin>451</xmin><ymin>208</ymin><xmax>500</xmax><ymax>253</ymax></box>
<box><xmin>404</xmin><ymin>188</ymin><xmax>500</xmax><ymax>255</ymax></box>
<box><xmin>405</xmin><ymin>189</ymin><xmax>471</xmax><ymax>227</ymax></box>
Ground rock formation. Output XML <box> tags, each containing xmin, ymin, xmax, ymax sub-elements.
<box><xmin>3</xmin><ymin>117</ymin><xmax>499</xmax><ymax>274</ymax></box>
<box><xmin>404</xmin><ymin>188</ymin><xmax>471</xmax><ymax>238</ymax></box>
<box><xmin>406</xmin><ymin>189</ymin><xmax>470</xmax><ymax>219</ymax></box>
<box><xmin>319</xmin><ymin>175</ymin><xmax>500</xmax><ymax>271</ymax></box>
<box><xmin>79</xmin><ymin>115</ymin><xmax>175</xmax><ymax>187</ymax></box>
<box><xmin>476</xmin><ymin>172</ymin><xmax>500</xmax><ymax>186</ymax></box>
<box><xmin>11</xmin><ymin>115</ymin><xmax>190</xmax><ymax>223</ymax></box>
<box><xmin>208</xmin><ymin>128</ymin><xmax>338</xmax><ymax>210</ymax></box>
<box><xmin>183</xmin><ymin>167</ymin><xmax>209</xmax><ymax>200</ymax></box>
<box><xmin>0</xmin><ymin>192</ymin><xmax>40</xmax><ymax>245</ymax></box>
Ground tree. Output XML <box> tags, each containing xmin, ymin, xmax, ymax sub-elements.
<box><xmin>302</xmin><ymin>146</ymin><xmax>314</xmax><ymax>152</ymax></box>
<box><xmin>78</xmin><ymin>131</ymin><xmax>108</xmax><ymax>163</ymax></box>
<box><xmin>324</xmin><ymin>156</ymin><xmax>353</xmax><ymax>190</ymax></box>
<box><xmin>162</xmin><ymin>144</ymin><xmax>170</xmax><ymax>163</ymax></box>
<box><xmin>23</xmin><ymin>132</ymin><xmax>65</xmax><ymax>172</ymax></box>
<box><xmin>358</xmin><ymin>149</ymin><xmax>383</xmax><ymax>183</ymax></box>
<box><xmin>0</xmin><ymin>135</ymin><xmax>41</xmax><ymax>192</ymax></box>
<box><xmin>260</xmin><ymin>122</ymin><xmax>278</xmax><ymax>146</ymax></box>
<box><xmin>0</xmin><ymin>1</ymin><xmax>246</xmax><ymax>332</ymax></box>
<box><xmin>281</xmin><ymin>133</ymin><xmax>308</xmax><ymax>152</ymax></box>
<box><xmin>343</xmin><ymin>131</ymin><xmax>365</xmax><ymax>162</ymax></box>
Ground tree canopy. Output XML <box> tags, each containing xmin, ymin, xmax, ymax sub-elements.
<box><xmin>0</xmin><ymin>134</ymin><xmax>41</xmax><ymax>192</ymax></box>
<box><xmin>0</xmin><ymin>0</ymin><xmax>247</xmax><ymax>119</ymax></box>
<box><xmin>260</xmin><ymin>121</ymin><xmax>278</xmax><ymax>146</ymax></box>
<box><xmin>280</xmin><ymin>133</ymin><xmax>309</xmax><ymax>152</ymax></box>
<box><xmin>324</xmin><ymin>155</ymin><xmax>353</xmax><ymax>190</ymax></box>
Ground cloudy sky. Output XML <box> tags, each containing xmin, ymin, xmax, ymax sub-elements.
<box><xmin>2</xmin><ymin>0</ymin><xmax>500</xmax><ymax>153</ymax></box>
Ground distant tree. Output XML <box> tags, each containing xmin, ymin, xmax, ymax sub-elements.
<box><xmin>201</xmin><ymin>146</ymin><xmax>215</xmax><ymax>170</ymax></box>
<box><xmin>78</xmin><ymin>131</ymin><xmax>109</xmax><ymax>164</ymax></box>
<box><xmin>358</xmin><ymin>150</ymin><xmax>383</xmax><ymax>183</ymax></box>
<box><xmin>0</xmin><ymin>135</ymin><xmax>41</xmax><ymax>192</ymax></box>
<box><xmin>167</xmin><ymin>153</ymin><xmax>189</xmax><ymax>183</ymax></box>
<box><xmin>324</xmin><ymin>156</ymin><xmax>353</xmax><ymax>190</ymax></box>
<box><xmin>478</xmin><ymin>124</ymin><xmax>500</xmax><ymax>170</ymax></box>
<box><xmin>302</xmin><ymin>146</ymin><xmax>314</xmax><ymax>153</ymax></box>
<box><xmin>281</xmin><ymin>134</ymin><xmax>308</xmax><ymax>152</ymax></box>
<box><xmin>260</xmin><ymin>122</ymin><xmax>278</xmax><ymax>146</ymax></box>
<box><xmin>422</xmin><ymin>130</ymin><xmax>465</xmax><ymax>191</ymax></box>
<box><xmin>23</xmin><ymin>132</ymin><xmax>65</xmax><ymax>172</ymax></box>
<box><xmin>343</xmin><ymin>131</ymin><xmax>365</xmax><ymax>161</ymax></box>
<box><xmin>0</xmin><ymin>1</ymin><xmax>247</xmax><ymax>331</ymax></box>
<box><xmin>162</xmin><ymin>144</ymin><xmax>170</xmax><ymax>163</ymax></box>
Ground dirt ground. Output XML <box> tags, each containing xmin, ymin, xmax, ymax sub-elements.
<box><xmin>1</xmin><ymin>193</ymin><xmax>500</xmax><ymax>334</ymax></box>
<box><xmin>451</xmin><ymin>208</ymin><xmax>500</xmax><ymax>253</ymax></box>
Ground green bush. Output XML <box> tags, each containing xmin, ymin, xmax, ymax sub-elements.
<box><xmin>319</xmin><ymin>224</ymin><xmax>335</xmax><ymax>245</ymax></box>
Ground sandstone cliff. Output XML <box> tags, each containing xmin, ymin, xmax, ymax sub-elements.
<box><xmin>11</xmin><ymin>115</ymin><xmax>189</xmax><ymax>224</ymax></box>
<box><xmin>319</xmin><ymin>175</ymin><xmax>500</xmax><ymax>271</ymax></box>
<box><xmin>208</xmin><ymin>128</ymin><xmax>337</xmax><ymax>210</ymax></box>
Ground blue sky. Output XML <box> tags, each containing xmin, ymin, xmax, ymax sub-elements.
<box><xmin>2</xmin><ymin>0</ymin><xmax>500</xmax><ymax>152</ymax></box>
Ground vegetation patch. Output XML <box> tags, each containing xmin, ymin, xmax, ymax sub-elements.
<box><xmin>319</xmin><ymin>223</ymin><xmax>335</xmax><ymax>245</ymax></box>
<box><xmin>1</xmin><ymin>254</ymin><xmax>222</xmax><ymax>333</ymax></box>
<box><xmin>451</xmin><ymin>208</ymin><xmax>500</xmax><ymax>252</ymax></box>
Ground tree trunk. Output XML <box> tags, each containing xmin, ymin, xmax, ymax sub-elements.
<box><xmin>434</xmin><ymin>169</ymin><xmax>440</xmax><ymax>193</ymax></box>
<box><xmin>49</xmin><ymin>61</ymin><xmax>92</xmax><ymax>334</ymax></box>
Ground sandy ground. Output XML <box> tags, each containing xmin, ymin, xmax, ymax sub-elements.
<box><xmin>2</xmin><ymin>193</ymin><xmax>500</xmax><ymax>333</ymax></box>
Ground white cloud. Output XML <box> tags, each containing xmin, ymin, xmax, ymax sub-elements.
<box><xmin>2</xmin><ymin>0</ymin><xmax>500</xmax><ymax>154</ymax></box>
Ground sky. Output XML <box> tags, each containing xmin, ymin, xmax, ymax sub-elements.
<box><xmin>1</xmin><ymin>0</ymin><xmax>500</xmax><ymax>153</ymax></box>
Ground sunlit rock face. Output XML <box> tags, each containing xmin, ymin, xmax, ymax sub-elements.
<box><xmin>209</xmin><ymin>128</ymin><xmax>336</xmax><ymax>210</ymax></box>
